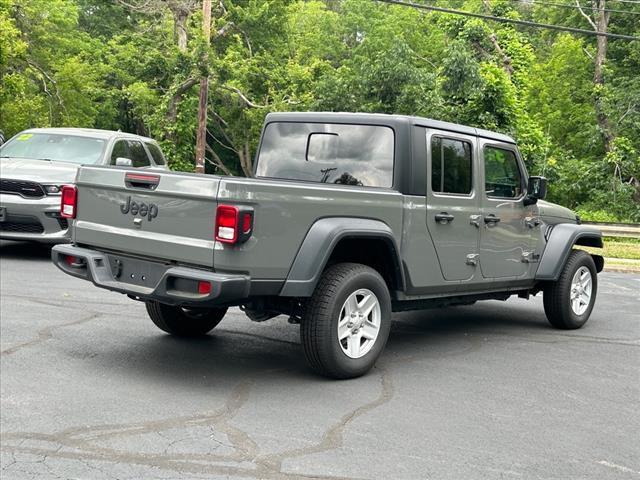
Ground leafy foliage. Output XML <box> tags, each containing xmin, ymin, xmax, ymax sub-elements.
<box><xmin>1</xmin><ymin>0</ymin><xmax>638</xmax><ymax>220</ymax></box>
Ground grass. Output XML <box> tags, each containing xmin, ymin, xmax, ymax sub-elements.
<box><xmin>606</xmin><ymin>235</ymin><xmax>640</xmax><ymax>244</ymax></box>
<box><xmin>579</xmin><ymin>238</ymin><xmax>640</xmax><ymax>260</ymax></box>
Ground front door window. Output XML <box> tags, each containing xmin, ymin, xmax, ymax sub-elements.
<box><xmin>110</xmin><ymin>140</ymin><xmax>129</xmax><ymax>164</ymax></box>
<box><xmin>127</xmin><ymin>140</ymin><xmax>151</xmax><ymax>168</ymax></box>
<box><xmin>484</xmin><ymin>147</ymin><xmax>523</xmax><ymax>199</ymax></box>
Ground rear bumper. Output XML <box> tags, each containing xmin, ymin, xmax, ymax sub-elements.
<box><xmin>51</xmin><ymin>244</ymin><xmax>250</xmax><ymax>306</ymax></box>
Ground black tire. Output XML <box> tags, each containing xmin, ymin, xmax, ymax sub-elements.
<box><xmin>301</xmin><ymin>263</ymin><xmax>392</xmax><ymax>379</ymax></box>
<box><xmin>145</xmin><ymin>301</ymin><xmax>227</xmax><ymax>336</ymax></box>
<box><xmin>543</xmin><ymin>250</ymin><xmax>597</xmax><ymax>330</ymax></box>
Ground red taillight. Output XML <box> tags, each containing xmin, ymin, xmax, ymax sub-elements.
<box><xmin>215</xmin><ymin>205</ymin><xmax>254</xmax><ymax>244</ymax></box>
<box><xmin>60</xmin><ymin>185</ymin><xmax>77</xmax><ymax>219</ymax></box>
<box><xmin>198</xmin><ymin>281</ymin><xmax>212</xmax><ymax>295</ymax></box>
<box><xmin>215</xmin><ymin>205</ymin><xmax>239</xmax><ymax>243</ymax></box>
<box><xmin>242</xmin><ymin>212</ymin><xmax>252</xmax><ymax>234</ymax></box>
<box><xmin>64</xmin><ymin>254</ymin><xmax>85</xmax><ymax>268</ymax></box>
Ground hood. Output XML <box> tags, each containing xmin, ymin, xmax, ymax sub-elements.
<box><xmin>537</xmin><ymin>200</ymin><xmax>577</xmax><ymax>223</ymax></box>
<box><xmin>0</xmin><ymin>157</ymin><xmax>80</xmax><ymax>185</ymax></box>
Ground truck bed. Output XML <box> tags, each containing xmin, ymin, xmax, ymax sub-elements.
<box><xmin>72</xmin><ymin>166</ymin><xmax>404</xmax><ymax>282</ymax></box>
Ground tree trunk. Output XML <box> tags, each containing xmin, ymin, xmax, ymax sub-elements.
<box><xmin>174</xmin><ymin>10</ymin><xmax>189</xmax><ymax>52</ymax></box>
<box><xmin>481</xmin><ymin>0</ymin><xmax>513</xmax><ymax>77</ymax></box>
<box><xmin>239</xmin><ymin>141</ymin><xmax>253</xmax><ymax>177</ymax></box>
<box><xmin>489</xmin><ymin>33</ymin><xmax>513</xmax><ymax>78</ymax></box>
<box><xmin>195</xmin><ymin>76</ymin><xmax>208</xmax><ymax>174</ymax></box>
<box><xmin>593</xmin><ymin>0</ymin><xmax>613</xmax><ymax>152</ymax></box>
<box><xmin>205</xmin><ymin>144</ymin><xmax>233</xmax><ymax>175</ymax></box>
<box><xmin>165</xmin><ymin>77</ymin><xmax>197</xmax><ymax>141</ymax></box>
<box><xmin>195</xmin><ymin>0</ymin><xmax>212</xmax><ymax>174</ymax></box>
<box><xmin>632</xmin><ymin>178</ymin><xmax>640</xmax><ymax>203</ymax></box>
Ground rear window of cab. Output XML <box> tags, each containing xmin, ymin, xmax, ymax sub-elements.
<box><xmin>256</xmin><ymin>122</ymin><xmax>395</xmax><ymax>188</ymax></box>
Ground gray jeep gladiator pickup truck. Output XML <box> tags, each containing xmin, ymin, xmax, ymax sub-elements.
<box><xmin>52</xmin><ymin>112</ymin><xmax>604</xmax><ymax>379</ymax></box>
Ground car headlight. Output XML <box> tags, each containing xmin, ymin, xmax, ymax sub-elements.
<box><xmin>43</xmin><ymin>185</ymin><xmax>61</xmax><ymax>195</ymax></box>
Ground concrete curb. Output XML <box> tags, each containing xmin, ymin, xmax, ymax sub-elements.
<box><xmin>604</xmin><ymin>265</ymin><xmax>640</xmax><ymax>274</ymax></box>
<box><xmin>603</xmin><ymin>257</ymin><xmax>640</xmax><ymax>274</ymax></box>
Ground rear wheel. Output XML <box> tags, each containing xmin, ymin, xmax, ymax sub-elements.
<box><xmin>301</xmin><ymin>263</ymin><xmax>391</xmax><ymax>379</ymax></box>
<box><xmin>543</xmin><ymin>250</ymin><xmax>597</xmax><ymax>330</ymax></box>
<box><xmin>145</xmin><ymin>301</ymin><xmax>227</xmax><ymax>336</ymax></box>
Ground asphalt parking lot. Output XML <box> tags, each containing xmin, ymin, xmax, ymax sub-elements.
<box><xmin>1</xmin><ymin>240</ymin><xmax>638</xmax><ymax>480</ymax></box>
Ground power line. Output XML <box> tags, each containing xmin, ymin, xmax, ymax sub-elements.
<box><xmin>511</xmin><ymin>0</ymin><xmax>640</xmax><ymax>15</ymax></box>
<box><xmin>373</xmin><ymin>0</ymin><xmax>640</xmax><ymax>40</ymax></box>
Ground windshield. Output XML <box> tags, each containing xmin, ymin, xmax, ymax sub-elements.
<box><xmin>0</xmin><ymin>132</ymin><xmax>106</xmax><ymax>165</ymax></box>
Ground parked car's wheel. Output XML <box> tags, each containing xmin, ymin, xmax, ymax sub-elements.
<box><xmin>301</xmin><ymin>263</ymin><xmax>392</xmax><ymax>379</ymax></box>
<box><xmin>543</xmin><ymin>250</ymin><xmax>597</xmax><ymax>330</ymax></box>
<box><xmin>145</xmin><ymin>301</ymin><xmax>227</xmax><ymax>336</ymax></box>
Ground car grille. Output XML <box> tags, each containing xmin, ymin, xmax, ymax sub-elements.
<box><xmin>0</xmin><ymin>214</ymin><xmax>44</xmax><ymax>234</ymax></box>
<box><xmin>0</xmin><ymin>179</ymin><xmax>46</xmax><ymax>198</ymax></box>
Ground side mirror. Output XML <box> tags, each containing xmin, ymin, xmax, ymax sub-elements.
<box><xmin>523</xmin><ymin>176</ymin><xmax>547</xmax><ymax>206</ymax></box>
<box><xmin>115</xmin><ymin>157</ymin><xmax>133</xmax><ymax>167</ymax></box>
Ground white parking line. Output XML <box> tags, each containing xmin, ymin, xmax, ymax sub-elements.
<box><xmin>597</xmin><ymin>460</ymin><xmax>640</xmax><ymax>475</ymax></box>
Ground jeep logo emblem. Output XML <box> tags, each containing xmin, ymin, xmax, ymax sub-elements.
<box><xmin>120</xmin><ymin>196</ymin><xmax>158</xmax><ymax>221</ymax></box>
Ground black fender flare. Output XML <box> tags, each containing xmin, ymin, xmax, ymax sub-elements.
<box><xmin>535</xmin><ymin>223</ymin><xmax>604</xmax><ymax>281</ymax></box>
<box><xmin>279</xmin><ymin>217</ymin><xmax>405</xmax><ymax>297</ymax></box>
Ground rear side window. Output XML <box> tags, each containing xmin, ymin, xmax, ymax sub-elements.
<box><xmin>146</xmin><ymin>143</ymin><xmax>166</xmax><ymax>166</ymax></box>
<box><xmin>484</xmin><ymin>147</ymin><xmax>523</xmax><ymax>198</ymax></box>
<box><xmin>256</xmin><ymin>122</ymin><xmax>394</xmax><ymax>187</ymax></box>
<box><xmin>430</xmin><ymin>137</ymin><xmax>472</xmax><ymax>195</ymax></box>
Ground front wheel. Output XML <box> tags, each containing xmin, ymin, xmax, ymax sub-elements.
<box><xmin>543</xmin><ymin>250</ymin><xmax>597</xmax><ymax>330</ymax></box>
<box><xmin>145</xmin><ymin>301</ymin><xmax>227</xmax><ymax>336</ymax></box>
<box><xmin>301</xmin><ymin>263</ymin><xmax>392</xmax><ymax>379</ymax></box>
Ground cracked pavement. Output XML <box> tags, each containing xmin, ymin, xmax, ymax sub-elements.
<box><xmin>1</xmin><ymin>240</ymin><xmax>639</xmax><ymax>479</ymax></box>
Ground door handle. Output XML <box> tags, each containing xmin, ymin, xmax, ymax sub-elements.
<box><xmin>124</xmin><ymin>172</ymin><xmax>160</xmax><ymax>190</ymax></box>
<box><xmin>435</xmin><ymin>212</ymin><xmax>455</xmax><ymax>224</ymax></box>
<box><xmin>484</xmin><ymin>215</ymin><xmax>501</xmax><ymax>226</ymax></box>
<box><xmin>469</xmin><ymin>214</ymin><xmax>481</xmax><ymax>228</ymax></box>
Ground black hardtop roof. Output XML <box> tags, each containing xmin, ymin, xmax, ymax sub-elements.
<box><xmin>265</xmin><ymin>111</ymin><xmax>515</xmax><ymax>144</ymax></box>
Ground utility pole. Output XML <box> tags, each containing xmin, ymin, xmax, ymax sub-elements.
<box><xmin>593</xmin><ymin>0</ymin><xmax>613</xmax><ymax>153</ymax></box>
<box><xmin>576</xmin><ymin>0</ymin><xmax>613</xmax><ymax>152</ymax></box>
<box><xmin>195</xmin><ymin>0</ymin><xmax>211</xmax><ymax>174</ymax></box>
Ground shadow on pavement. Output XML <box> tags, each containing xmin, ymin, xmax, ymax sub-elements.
<box><xmin>87</xmin><ymin>330</ymin><xmax>312</xmax><ymax>386</ymax></box>
<box><xmin>0</xmin><ymin>240</ymin><xmax>53</xmax><ymax>261</ymax></box>
<box><xmin>391</xmin><ymin>300</ymin><xmax>548</xmax><ymax>337</ymax></box>
<box><xmin>85</xmin><ymin>302</ymin><xmax>551</xmax><ymax>385</ymax></box>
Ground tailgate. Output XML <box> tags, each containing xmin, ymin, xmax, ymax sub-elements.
<box><xmin>73</xmin><ymin>167</ymin><xmax>220</xmax><ymax>267</ymax></box>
